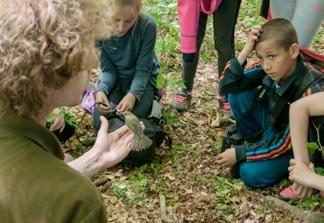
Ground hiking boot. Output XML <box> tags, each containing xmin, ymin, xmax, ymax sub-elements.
<box><xmin>171</xmin><ymin>89</ymin><xmax>192</xmax><ymax>112</ymax></box>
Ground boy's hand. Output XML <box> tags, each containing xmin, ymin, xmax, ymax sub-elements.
<box><xmin>216</xmin><ymin>148</ymin><xmax>237</xmax><ymax>168</ymax></box>
<box><xmin>96</xmin><ymin>91</ymin><xmax>112</xmax><ymax>113</ymax></box>
<box><xmin>237</xmin><ymin>25</ymin><xmax>262</xmax><ymax>65</ymax></box>
<box><xmin>245</xmin><ymin>25</ymin><xmax>262</xmax><ymax>53</ymax></box>
<box><xmin>116</xmin><ymin>93</ymin><xmax>136</xmax><ymax>113</ymax></box>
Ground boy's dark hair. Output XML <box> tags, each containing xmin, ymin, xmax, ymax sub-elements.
<box><xmin>257</xmin><ymin>18</ymin><xmax>298</xmax><ymax>50</ymax></box>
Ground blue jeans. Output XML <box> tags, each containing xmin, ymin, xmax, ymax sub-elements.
<box><xmin>228</xmin><ymin>90</ymin><xmax>293</xmax><ymax>187</ymax></box>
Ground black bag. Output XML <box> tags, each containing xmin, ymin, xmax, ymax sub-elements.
<box><xmin>103</xmin><ymin>113</ymin><xmax>170</xmax><ymax>166</ymax></box>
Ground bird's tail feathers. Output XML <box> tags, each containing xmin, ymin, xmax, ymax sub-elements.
<box><xmin>132</xmin><ymin>135</ymin><xmax>152</xmax><ymax>151</ymax></box>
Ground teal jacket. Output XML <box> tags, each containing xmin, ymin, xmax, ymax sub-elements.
<box><xmin>220</xmin><ymin>56</ymin><xmax>324</xmax><ymax>162</ymax></box>
<box><xmin>97</xmin><ymin>14</ymin><xmax>159</xmax><ymax>101</ymax></box>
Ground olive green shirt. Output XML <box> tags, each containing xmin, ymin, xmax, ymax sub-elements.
<box><xmin>0</xmin><ymin>114</ymin><xmax>107</xmax><ymax>223</ymax></box>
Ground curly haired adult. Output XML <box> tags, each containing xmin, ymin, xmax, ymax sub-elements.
<box><xmin>0</xmin><ymin>1</ymin><xmax>134</xmax><ymax>222</ymax></box>
<box><xmin>0</xmin><ymin>0</ymin><xmax>112</xmax><ymax>119</ymax></box>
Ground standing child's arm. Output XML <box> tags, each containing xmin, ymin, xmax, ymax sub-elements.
<box><xmin>289</xmin><ymin>159</ymin><xmax>324</xmax><ymax>191</ymax></box>
<box><xmin>289</xmin><ymin>92</ymin><xmax>324</xmax><ymax>195</ymax></box>
<box><xmin>290</xmin><ymin>91</ymin><xmax>324</xmax><ymax>164</ymax></box>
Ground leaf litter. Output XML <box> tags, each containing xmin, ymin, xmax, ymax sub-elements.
<box><xmin>62</xmin><ymin>0</ymin><xmax>324</xmax><ymax>221</ymax></box>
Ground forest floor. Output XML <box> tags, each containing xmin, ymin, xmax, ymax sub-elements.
<box><xmin>63</xmin><ymin>0</ymin><xmax>324</xmax><ymax>222</ymax></box>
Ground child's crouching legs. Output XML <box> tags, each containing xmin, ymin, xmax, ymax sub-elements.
<box><xmin>239</xmin><ymin>151</ymin><xmax>293</xmax><ymax>188</ymax></box>
<box><xmin>228</xmin><ymin>89</ymin><xmax>268</xmax><ymax>138</ymax></box>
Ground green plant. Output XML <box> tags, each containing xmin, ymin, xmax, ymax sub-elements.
<box><xmin>162</xmin><ymin>108</ymin><xmax>179</xmax><ymax>125</ymax></box>
<box><xmin>277</xmin><ymin>178</ymin><xmax>290</xmax><ymax>188</ymax></box>
<box><xmin>307</xmin><ymin>142</ymin><xmax>320</xmax><ymax>156</ymax></box>
<box><xmin>297</xmin><ymin>197</ymin><xmax>320</xmax><ymax>209</ymax></box>
<box><xmin>47</xmin><ymin>107</ymin><xmax>77</xmax><ymax>128</ymax></box>
<box><xmin>111</xmin><ymin>183</ymin><xmax>137</xmax><ymax>201</ymax></box>
<box><xmin>315</xmin><ymin>167</ymin><xmax>324</xmax><ymax>176</ymax></box>
<box><xmin>200</xmin><ymin>92</ymin><xmax>215</xmax><ymax>101</ymax></box>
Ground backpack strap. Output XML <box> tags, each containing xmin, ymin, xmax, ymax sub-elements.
<box><xmin>268</xmin><ymin>74</ymin><xmax>304</xmax><ymax>125</ymax></box>
<box><xmin>250</xmin><ymin>85</ymin><xmax>269</xmax><ymax>113</ymax></box>
<box><xmin>300</xmin><ymin>48</ymin><xmax>324</xmax><ymax>72</ymax></box>
<box><xmin>269</xmin><ymin>63</ymin><xmax>324</xmax><ymax>126</ymax></box>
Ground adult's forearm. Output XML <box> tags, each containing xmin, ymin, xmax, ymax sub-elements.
<box><xmin>67</xmin><ymin>149</ymin><xmax>101</xmax><ymax>177</ymax></box>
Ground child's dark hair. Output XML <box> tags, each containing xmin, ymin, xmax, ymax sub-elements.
<box><xmin>257</xmin><ymin>18</ymin><xmax>298</xmax><ymax>50</ymax></box>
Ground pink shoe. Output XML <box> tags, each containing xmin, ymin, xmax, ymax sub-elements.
<box><xmin>279</xmin><ymin>186</ymin><xmax>300</xmax><ymax>201</ymax></box>
<box><xmin>223</xmin><ymin>102</ymin><xmax>232</xmax><ymax>111</ymax></box>
<box><xmin>218</xmin><ymin>95</ymin><xmax>232</xmax><ymax>112</ymax></box>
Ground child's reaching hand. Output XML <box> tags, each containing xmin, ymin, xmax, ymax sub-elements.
<box><xmin>49</xmin><ymin>116</ymin><xmax>65</xmax><ymax>132</ymax></box>
<box><xmin>96</xmin><ymin>91</ymin><xmax>112</xmax><ymax>113</ymax></box>
<box><xmin>216</xmin><ymin>148</ymin><xmax>237</xmax><ymax>168</ymax></box>
<box><xmin>116</xmin><ymin>93</ymin><xmax>136</xmax><ymax>113</ymax></box>
<box><xmin>237</xmin><ymin>25</ymin><xmax>262</xmax><ymax>65</ymax></box>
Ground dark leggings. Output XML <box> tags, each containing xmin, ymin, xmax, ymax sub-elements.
<box><xmin>182</xmin><ymin>0</ymin><xmax>241</xmax><ymax>92</ymax></box>
<box><xmin>93</xmin><ymin>82</ymin><xmax>154</xmax><ymax>131</ymax></box>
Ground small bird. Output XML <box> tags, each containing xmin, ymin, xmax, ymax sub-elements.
<box><xmin>122</xmin><ymin>111</ymin><xmax>152</xmax><ymax>151</ymax></box>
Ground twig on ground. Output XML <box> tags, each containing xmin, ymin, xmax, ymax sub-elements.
<box><xmin>159</xmin><ymin>194</ymin><xmax>173</xmax><ymax>223</ymax></box>
<box><xmin>265</xmin><ymin>196</ymin><xmax>324</xmax><ymax>223</ymax></box>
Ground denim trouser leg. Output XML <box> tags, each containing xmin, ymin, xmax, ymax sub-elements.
<box><xmin>228</xmin><ymin>89</ymin><xmax>269</xmax><ymax>139</ymax></box>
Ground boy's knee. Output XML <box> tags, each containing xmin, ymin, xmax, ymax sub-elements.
<box><xmin>240</xmin><ymin>152</ymin><xmax>293</xmax><ymax>188</ymax></box>
<box><xmin>239</xmin><ymin>162</ymin><xmax>279</xmax><ymax>188</ymax></box>
<box><xmin>227</xmin><ymin>93</ymin><xmax>237</xmax><ymax>106</ymax></box>
<box><xmin>228</xmin><ymin>92</ymin><xmax>248</xmax><ymax>110</ymax></box>
<box><xmin>228</xmin><ymin>90</ymin><xmax>257</xmax><ymax>111</ymax></box>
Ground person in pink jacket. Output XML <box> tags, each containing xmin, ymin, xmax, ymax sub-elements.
<box><xmin>171</xmin><ymin>0</ymin><xmax>241</xmax><ymax>112</ymax></box>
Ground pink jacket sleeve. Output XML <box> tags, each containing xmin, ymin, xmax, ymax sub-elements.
<box><xmin>178</xmin><ymin>0</ymin><xmax>223</xmax><ymax>54</ymax></box>
<box><xmin>178</xmin><ymin>0</ymin><xmax>200</xmax><ymax>54</ymax></box>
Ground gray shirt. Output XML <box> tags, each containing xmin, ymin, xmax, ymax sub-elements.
<box><xmin>97</xmin><ymin>14</ymin><xmax>159</xmax><ymax>101</ymax></box>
